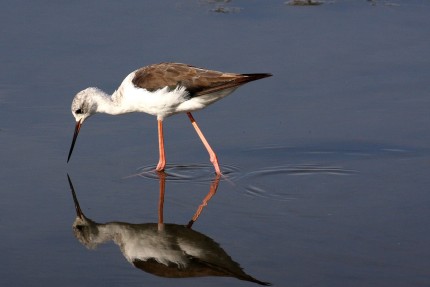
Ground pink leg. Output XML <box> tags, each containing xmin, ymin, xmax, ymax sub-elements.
<box><xmin>187</xmin><ymin>112</ymin><xmax>221</xmax><ymax>175</ymax></box>
<box><xmin>157</xmin><ymin>171</ymin><xmax>166</xmax><ymax>227</ymax></box>
<box><xmin>187</xmin><ymin>174</ymin><xmax>221</xmax><ymax>228</ymax></box>
<box><xmin>156</xmin><ymin>120</ymin><xmax>166</xmax><ymax>171</ymax></box>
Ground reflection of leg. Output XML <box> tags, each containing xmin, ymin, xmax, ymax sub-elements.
<box><xmin>187</xmin><ymin>112</ymin><xmax>221</xmax><ymax>175</ymax></box>
<box><xmin>156</xmin><ymin>120</ymin><xmax>166</xmax><ymax>172</ymax></box>
<box><xmin>187</xmin><ymin>174</ymin><xmax>221</xmax><ymax>228</ymax></box>
<box><xmin>157</xmin><ymin>171</ymin><xmax>166</xmax><ymax>230</ymax></box>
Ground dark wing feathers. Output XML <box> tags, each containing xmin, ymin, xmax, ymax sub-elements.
<box><xmin>132</xmin><ymin>63</ymin><xmax>271</xmax><ymax>97</ymax></box>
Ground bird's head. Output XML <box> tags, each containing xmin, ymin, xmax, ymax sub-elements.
<box><xmin>71</xmin><ymin>87</ymin><xmax>102</xmax><ymax>123</ymax></box>
<box><xmin>67</xmin><ymin>87</ymin><xmax>101</xmax><ymax>162</ymax></box>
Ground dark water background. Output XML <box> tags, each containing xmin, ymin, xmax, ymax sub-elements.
<box><xmin>1</xmin><ymin>1</ymin><xmax>429</xmax><ymax>286</ymax></box>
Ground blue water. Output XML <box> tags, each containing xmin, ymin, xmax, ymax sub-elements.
<box><xmin>1</xmin><ymin>1</ymin><xmax>430</xmax><ymax>286</ymax></box>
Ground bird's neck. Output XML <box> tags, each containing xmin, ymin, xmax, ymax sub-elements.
<box><xmin>87</xmin><ymin>223</ymin><xmax>124</xmax><ymax>246</ymax></box>
<box><xmin>91</xmin><ymin>89</ymin><xmax>128</xmax><ymax>115</ymax></box>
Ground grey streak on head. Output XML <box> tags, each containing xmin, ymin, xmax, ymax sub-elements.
<box><xmin>71</xmin><ymin>87</ymin><xmax>102</xmax><ymax>122</ymax></box>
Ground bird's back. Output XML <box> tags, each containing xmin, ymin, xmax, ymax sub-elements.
<box><xmin>131</xmin><ymin>62</ymin><xmax>272</xmax><ymax>98</ymax></box>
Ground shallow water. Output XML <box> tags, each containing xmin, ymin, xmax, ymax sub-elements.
<box><xmin>1</xmin><ymin>1</ymin><xmax>430</xmax><ymax>286</ymax></box>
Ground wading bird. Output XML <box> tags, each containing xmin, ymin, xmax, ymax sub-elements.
<box><xmin>67</xmin><ymin>63</ymin><xmax>272</xmax><ymax>174</ymax></box>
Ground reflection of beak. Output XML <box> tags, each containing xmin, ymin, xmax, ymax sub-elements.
<box><xmin>67</xmin><ymin>120</ymin><xmax>82</xmax><ymax>163</ymax></box>
<box><xmin>67</xmin><ymin>174</ymin><xmax>84</xmax><ymax>219</ymax></box>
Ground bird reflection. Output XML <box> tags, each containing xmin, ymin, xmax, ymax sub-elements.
<box><xmin>67</xmin><ymin>173</ymin><xmax>271</xmax><ymax>286</ymax></box>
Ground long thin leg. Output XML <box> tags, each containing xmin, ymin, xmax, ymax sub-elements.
<box><xmin>187</xmin><ymin>174</ymin><xmax>221</xmax><ymax>228</ymax></box>
<box><xmin>157</xmin><ymin>171</ymin><xmax>166</xmax><ymax>230</ymax></box>
<box><xmin>187</xmin><ymin>112</ymin><xmax>221</xmax><ymax>175</ymax></box>
<box><xmin>156</xmin><ymin>119</ymin><xmax>166</xmax><ymax>171</ymax></box>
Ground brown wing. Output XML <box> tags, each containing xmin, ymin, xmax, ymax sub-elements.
<box><xmin>132</xmin><ymin>63</ymin><xmax>271</xmax><ymax>97</ymax></box>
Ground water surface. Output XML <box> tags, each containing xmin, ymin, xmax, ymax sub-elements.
<box><xmin>1</xmin><ymin>1</ymin><xmax>430</xmax><ymax>286</ymax></box>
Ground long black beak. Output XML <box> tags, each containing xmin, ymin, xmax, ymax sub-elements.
<box><xmin>67</xmin><ymin>174</ymin><xmax>84</xmax><ymax>219</ymax></box>
<box><xmin>67</xmin><ymin>120</ymin><xmax>82</xmax><ymax>163</ymax></box>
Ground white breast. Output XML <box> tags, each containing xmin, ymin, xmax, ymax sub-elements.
<box><xmin>113</xmin><ymin>72</ymin><xmax>189</xmax><ymax>120</ymax></box>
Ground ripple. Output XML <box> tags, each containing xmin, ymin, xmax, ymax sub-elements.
<box><xmin>244</xmin><ymin>164</ymin><xmax>355</xmax><ymax>178</ymax></box>
<box><xmin>243</xmin><ymin>184</ymin><xmax>298</xmax><ymax>202</ymax></box>
<box><xmin>245</xmin><ymin>143</ymin><xmax>416</xmax><ymax>160</ymax></box>
<box><xmin>127</xmin><ymin>163</ymin><xmax>242</xmax><ymax>183</ymax></box>
<box><xmin>238</xmin><ymin>164</ymin><xmax>355</xmax><ymax>201</ymax></box>
<box><xmin>125</xmin><ymin>163</ymin><xmax>355</xmax><ymax>201</ymax></box>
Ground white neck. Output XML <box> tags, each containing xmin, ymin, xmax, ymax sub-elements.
<box><xmin>89</xmin><ymin>88</ymin><xmax>130</xmax><ymax>115</ymax></box>
<box><xmin>85</xmin><ymin>223</ymin><xmax>127</xmax><ymax>248</ymax></box>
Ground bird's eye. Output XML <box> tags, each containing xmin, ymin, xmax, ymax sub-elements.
<box><xmin>75</xmin><ymin>108</ymin><xmax>82</xmax><ymax>114</ymax></box>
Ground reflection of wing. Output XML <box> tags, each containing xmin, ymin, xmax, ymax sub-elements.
<box><xmin>132</xmin><ymin>257</ymin><xmax>230</xmax><ymax>277</ymax></box>
<box><xmin>133</xmin><ymin>256</ymin><xmax>271</xmax><ymax>286</ymax></box>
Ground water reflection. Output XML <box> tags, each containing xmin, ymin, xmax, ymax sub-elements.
<box><xmin>66</xmin><ymin>174</ymin><xmax>271</xmax><ymax>286</ymax></box>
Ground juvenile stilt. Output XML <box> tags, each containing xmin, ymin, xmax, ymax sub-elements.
<box><xmin>67</xmin><ymin>62</ymin><xmax>272</xmax><ymax>174</ymax></box>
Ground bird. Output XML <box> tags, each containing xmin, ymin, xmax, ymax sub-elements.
<box><xmin>67</xmin><ymin>62</ymin><xmax>272</xmax><ymax>174</ymax></box>
<box><xmin>66</xmin><ymin>174</ymin><xmax>271</xmax><ymax>285</ymax></box>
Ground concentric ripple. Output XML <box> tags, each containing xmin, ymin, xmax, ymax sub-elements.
<box><xmin>243</xmin><ymin>164</ymin><xmax>355</xmax><ymax>178</ymax></box>
<box><xmin>125</xmin><ymin>162</ymin><xmax>355</xmax><ymax>201</ymax></box>
<box><xmin>128</xmin><ymin>163</ymin><xmax>242</xmax><ymax>183</ymax></box>
<box><xmin>237</xmin><ymin>164</ymin><xmax>355</xmax><ymax>201</ymax></box>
